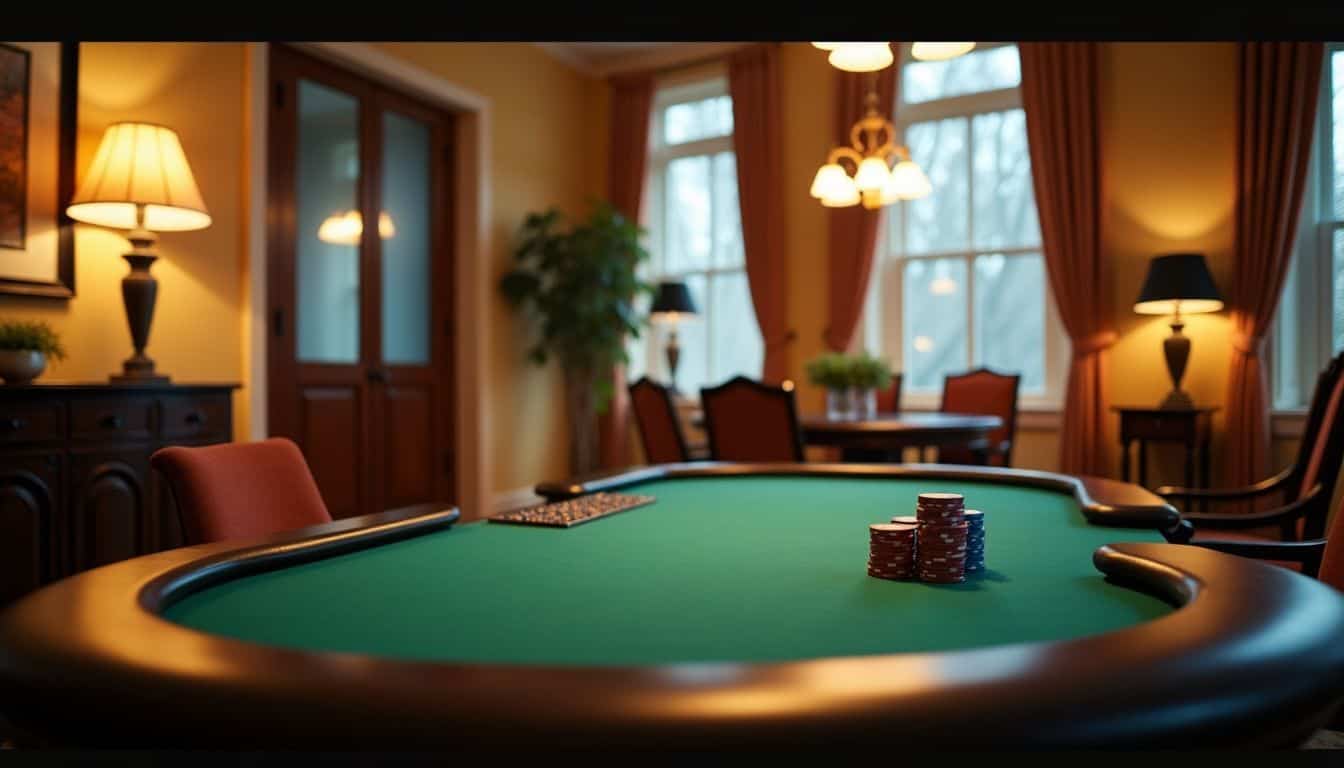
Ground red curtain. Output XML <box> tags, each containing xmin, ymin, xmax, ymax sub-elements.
<box><xmin>1224</xmin><ymin>42</ymin><xmax>1324</xmax><ymax>489</ymax></box>
<box><xmin>729</xmin><ymin>44</ymin><xmax>792</xmax><ymax>382</ymax></box>
<box><xmin>824</xmin><ymin>63</ymin><xmax>897</xmax><ymax>352</ymax></box>
<box><xmin>599</xmin><ymin>72</ymin><xmax>655</xmax><ymax>469</ymax></box>
<box><xmin>1019</xmin><ymin>43</ymin><xmax>1113</xmax><ymax>476</ymax></box>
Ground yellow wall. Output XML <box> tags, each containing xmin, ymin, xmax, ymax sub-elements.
<box><xmin>0</xmin><ymin>43</ymin><xmax>249</xmax><ymax>436</ymax></box>
<box><xmin>374</xmin><ymin>44</ymin><xmax>606</xmax><ymax>492</ymax></box>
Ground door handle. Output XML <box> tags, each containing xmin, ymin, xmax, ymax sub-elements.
<box><xmin>367</xmin><ymin>369</ymin><xmax>387</xmax><ymax>384</ymax></box>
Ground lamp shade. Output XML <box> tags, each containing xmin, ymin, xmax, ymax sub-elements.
<box><xmin>67</xmin><ymin>122</ymin><xmax>211</xmax><ymax>232</ymax></box>
<box><xmin>1133</xmin><ymin>253</ymin><xmax>1225</xmax><ymax>315</ymax></box>
<box><xmin>650</xmin><ymin>281</ymin><xmax>697</xmax><ymax>320</ymax></box>
<box><xmin>911</xmin><ymin>42</ymin><xmax>977</xmax><ymax>61</ymax></box>
<box><xmin>827</xmin><ymin>43</ymin><xmax>894</xmax><ymax>73</ymax></box>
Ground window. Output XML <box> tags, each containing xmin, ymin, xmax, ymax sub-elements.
<box><xmin>626</xmin><ymin>74</ymin><xmax>762</xmax><ymax>395</ymax></box>
<box><xmin>863</xmin><ymin>44</ymin><xmax>1068</xmax><ymax>407</ymax></box>
<box><xmin>1272</xmin><ymin>44</ymin><xmax>1344</xmax><ymax>411</ymax></box>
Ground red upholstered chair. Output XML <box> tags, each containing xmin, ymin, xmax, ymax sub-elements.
<box><xmin>1196</xmin><ymin>481</ymin><xmax>1344</xmax><ymax>589</ymax></box>
<box><xmin>938</xmin><ymin>368</ymin><xmax>1020</xmax><ymax>466</ymax></box>
<box><xmin>1162</xmin><ymin>351</ymin><xmax>1344</xmax><ymax>543</ymax></box>
<box><xmin>700</xmin><ymin>376</ymin><xmax>805</xmax><ymax>463</ymax></box>
<box><xmin>629</xmin><ymin>377</ymin><xmax>692</xmax><ymax>464</ymax></box>
<box><xmin>151</xmin><ymin>437</ymin><xmax>333</xmax><ymax>545</ymax></box>
<box><xmin>875</xmin><ymin>372</ymin><xmax>904</xmax><ymax>414</ymax></box>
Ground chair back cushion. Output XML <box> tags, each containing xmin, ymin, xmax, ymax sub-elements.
<box><xmin>629</xmin><ymin>377</ymin><xmax>690</xmax><ymax>464</ymax></box>
<box><xmin>151</xmin><ymin>437</ymin><xmax>332</xmax><ymax>545</ymax></box>
<box><xmin>1299</xmin><ymin>367</ymin><xmax>1344</xmax><ymax>508</ymax></box>
<box><xmin>875</xmin><ymin>373</ymin><xmax>903</xmax><ymax>414</ymax></box>
<box><xmin>939</xmin><ymin>369</ymin><xmax>1021</xmax><ymax>466</ymax></box>
<box><xmin>701</xmin><ymin>377</ymin><xmax>804</xmax><ymax>462</ymax></box>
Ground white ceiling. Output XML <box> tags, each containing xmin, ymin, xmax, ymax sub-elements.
<box><xmin>534</xmin><ymin>42</ymin><xmax>746</xmax><ymax>76</ymax></box>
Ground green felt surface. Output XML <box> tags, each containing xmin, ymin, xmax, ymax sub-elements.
<box><xmin>163</xmin><ymin>476</ymin><xmax>1171</xmax><ymax>665</ymax></box>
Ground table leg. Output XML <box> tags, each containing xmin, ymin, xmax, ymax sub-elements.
<box><xmin>1121</xmin><ymin>438</ymin><xmax>1131</xmax><ymax>482</ymax></box>
<box><xmin>1184</xmin><ymin>441</ymin><xmax>1195</xmax><ymax>496</ymax></box>
<box><xmin>1200</xmin><ymin>438</ymin><xmax>1212</xmax><ymax>514</ymax></box>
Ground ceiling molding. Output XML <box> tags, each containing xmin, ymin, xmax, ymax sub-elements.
<box><xmin>534</xmin><ymin>42</ymin><xmax>750</xmax><ymax>78</ymax></box>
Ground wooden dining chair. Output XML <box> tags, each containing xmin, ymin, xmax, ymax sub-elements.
<box><xmin>151</xmin><ymin>437</ymin><xmax>333</xmax><ymax>545</ymax></box>
<box><xmin>939</xmin><ymin>368</ymin><xmax>1020</xmax><ymax>467</ymax></box>
<box><xmin>700</xmin><ymin>376</ymin><xmax>805</xmax><ymax>462</ymax></box>
<box><xmin>628</xmin><ymin>377</ymin><xmax>692</xmax><ymax>464</ymax></box>
<box><xmin>876</xmin><ymin>372</ymin><xmax>904</xmax><ymax>414</ymax></box>
<box><xmin>1161</xmin><ymin>351</ymin><xmax>1344</xmax><ymax>543</ymax></box>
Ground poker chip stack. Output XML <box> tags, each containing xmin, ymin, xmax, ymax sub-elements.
<box><xmin>915</xmin><ymin>493</ymin><xmax>968</xmax><ymax>583</ymax></box>
<box><xmin>964</xmin><ymin>509</ymin><xmax>985</xmax><ymax>572</ymax></box>
<box><xmin>867</xmin><ymin>523</ymin><xmax>918</xmax><ymax>580</ymax></box>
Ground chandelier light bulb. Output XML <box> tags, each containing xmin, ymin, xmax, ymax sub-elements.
<box><xmin>854</xmin><ymin>156</ymin><xmax>893</xmax><ymax>193</ymax></box>
<box><xmin>881</xmin><ymin>160</ymin><xmax>933</xmax><ymax>202</ymax></box>
<box><xmin>911</xmin><ymin>42</ymin><xmax>977</xmax><ymax>61</ymax></box>
<box><xmin>810</xmin><ymin>163</ymin><xmax>852</xmax><ymax>200</ymax></box>
<box><xmin>827</xmin><ymin>43</ymin><xmax>894</xmax><ymax>73</ymax></box>
<box><xmin>819</xmin><ymin>173</ymin><xmax>861</xmax><ymax>207</ymax></box>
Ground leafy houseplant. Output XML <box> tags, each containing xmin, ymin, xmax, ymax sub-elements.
<box><xmin>0</xmin><ymin>320</ymin><xmax>67</xmax><ymax>385</ymax></box>
<box><xmin>500</xmin><ymin>201</ymin><xmax>652</xmax><ymax>475</ymax></box>
<box><xmin>805</xmin><ymin>351</ymin><xmax>893</xmax><ymax>420</ymax></box>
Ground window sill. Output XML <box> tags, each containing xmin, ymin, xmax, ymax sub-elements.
<box><xmin>1271</xmin><ymin>409</ymin><xmax>1308</xmax><ymax>439</ymax></box>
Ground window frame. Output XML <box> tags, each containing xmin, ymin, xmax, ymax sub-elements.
<box><xmin>1271</xmin><ymin>43</ymin><xmax>1341</xmax><ymax>417</ymax></box>
<box><xmin>862</xmin><ymin>42</ymin><xmax>1069</xmax><ymax>411</ymax></box>
<box><xmin>633</xmin><ymin>70</ymin><xmax>757</xmax><ymax>397</ymax></box>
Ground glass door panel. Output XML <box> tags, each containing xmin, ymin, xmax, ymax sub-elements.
<box><xmin>379</xmin><ymin>111</ymin><xmax>432</xmax><ymax>365</ymax></box>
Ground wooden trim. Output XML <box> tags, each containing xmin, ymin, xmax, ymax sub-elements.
<box><xmin>2</xmin><ymin>471</ymin><xmax>1343</xmax><ymax>747</ymax></box>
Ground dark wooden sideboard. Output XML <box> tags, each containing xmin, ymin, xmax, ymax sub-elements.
<box><xmin>0</xmin><ymin>382</ymin><xmax>238</xmax><ymax>605</ymax></box>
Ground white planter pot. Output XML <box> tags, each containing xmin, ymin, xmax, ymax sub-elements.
<box><xmin>0</xmin><ymin>350</ymin><xmax>47</xmax><ymax>385</ymax></box>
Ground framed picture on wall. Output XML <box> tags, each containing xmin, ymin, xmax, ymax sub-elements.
<box><xmin>0</xmin><ymin>42</ymin><xmax>76</xmax><ymax>299</ymax></box>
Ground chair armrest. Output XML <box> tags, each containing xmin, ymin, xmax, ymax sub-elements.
<box><xmin>1194</xmin><ymin>538</ymin><xmax>1326</xmax><ymax>576</ymax></box>
<box><xmin>1181</xmin><ymin>484</ymin><xmax>1323</xmax><ymax>531</ymax></box>
<box><xmin>1156</xmin><ymin>467</ymin><xmax>1292</xmax><ymax>501</ymax></box>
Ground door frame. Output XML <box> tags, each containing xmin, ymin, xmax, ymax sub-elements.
<box><xmin>244</xmin><ymin>42</ymin><xmax>490</xmax><ymax>519</ymax></box>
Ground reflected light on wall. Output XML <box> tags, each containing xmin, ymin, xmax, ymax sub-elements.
<box><xmin>317</xmin><ymin>210</ymin><xmax>396</xmax><ymax>245</ymax></box>
<box><xmin>929</xmin><ymin>277</ymin><xmax>958</xmax><ymax>296</ymax></box>
<box><xmin>913</xmin><ymin>335</ymin><xmax>934</xmax><ymax>352</ymax></box>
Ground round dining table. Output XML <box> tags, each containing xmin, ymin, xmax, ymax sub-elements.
<box><xmin>801</xmin><ymin>411</ymin><xmax>1003</xmax><ymax>464</ymax></box>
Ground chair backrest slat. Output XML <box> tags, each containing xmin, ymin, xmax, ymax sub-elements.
<box><xmin>700</xmin><ymin>376</ymin><xmax>805</xmax><ymax>463</ymax></box>
<box><xmin>628</xmin><ymin>377</ymin><xmax>691</xmax><ymax>464</ymax></box>
<box><xmin>939</xmin><ymin>368</ymin><xmax>1021</xmax><ymax>466</ymax></box>
<box><xmin>876</xmin><ymin>373</ymin><xmax>904</xmax><ymax>414</ymax></box>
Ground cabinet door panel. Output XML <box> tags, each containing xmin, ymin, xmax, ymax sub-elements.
<box><xmin>381</xmin><ymin>384</ymin><xmax>435</xmax><ymax>510</ymax></box>
<box><xmin>0</xmin><ymin>453</ymin><xmax>59</xmax><ymax>603</ymax></box>
<box><xmin>70</xmin><ymin>450</ymin><xmax>148</xmax><ymax>572</ymax></box>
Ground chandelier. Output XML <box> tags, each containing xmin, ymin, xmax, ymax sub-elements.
<box><xmin>809</xmin><ymin>42</ymin><xmax>974</xmax><ymax>209</ymax></box>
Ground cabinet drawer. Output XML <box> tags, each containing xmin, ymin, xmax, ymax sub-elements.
<box><xmin>1121</xmin><ymin>413</ymin><xmax>1195</xmax><ymax>441</ymax></box>
<box><xmin>70</xmin><ymin>397</ymin><xmax>155</xmax><ymax>442</ymax></box>
<box><xmin>161</xmin><ymin>394</ymin><xmax>230</xmax><ymax>440</ymax></box>
<box><xmin>0</xmin><ymin>401</ymin><xmax>65</xmax><ymax>445</ymax></box>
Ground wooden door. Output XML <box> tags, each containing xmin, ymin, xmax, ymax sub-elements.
<box><xmin>267</xmin><ymin>45</ymin><xmax>455</xmax><ymax>518</ymax></box>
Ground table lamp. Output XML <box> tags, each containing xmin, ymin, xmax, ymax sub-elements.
<box><xmin>649</xmin><ymin>281</ymin><xmax>698</xmax><ymax>392</ymax></box>
<box><xmin>1133</xmin><ymin>253</ymin><xmax>1224</xmax><ymax>410</ymax></box>
<box><xmin>66</xmin><ymin>122</ymin><xmax>212</xmax><ymax>384</ymax></box>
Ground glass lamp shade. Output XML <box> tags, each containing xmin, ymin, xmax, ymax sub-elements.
<box><xmin>828</xmin><ymin>43</ymin><xmax>894</xmax><ymax>72</ymax></box>
<box><xmin>911</xmin><ymin>42</ymin><xmax>977</xmax><ymax>61</ymax></box>
<box><xmin>1133</xmin><ymin>253</ymin><xmax>1225</xmax><ymax>315</ymax></box>
<box><xmin>810</xmin><ymin>163</ymin><xmax>852</xmax><ymax>199</ymax></box>
<box><xmin>811</xmin><ymin>42</ymin><xmax>841</xmax><ymax>50</ymax></box>
<box><xmin>66</xmin><ymin>122</ymin><xmax>211</xmax><ymax>231</ymax></box>
<box><xmin>817</xmin><ymin>170</ymin><xmax>861</xmax><ymax>207</ymax></box>
<box><xmin>853</xmin><ymin>156</ymin><xmax>893</xmax><ymax>192</ymax></box>
<box><xmin>880</xmin><ymin>159</ymin><xmax>933</xmax><ymax>202</ymax></box>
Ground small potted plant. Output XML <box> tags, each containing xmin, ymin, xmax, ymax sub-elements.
<box><xmin>0</xmin><ymin>320</ymin><xmax>66</xmax><ymax>385</ymax></box>
<box><xmin>806</xmin><ymin>352</ymin><xmax>893</xmax><ymax>420</ymax></box>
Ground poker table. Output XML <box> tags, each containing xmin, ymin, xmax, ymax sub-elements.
<box><xmin>2</xmin><ymin>462</ymin><xmax>1344</xmax><ymax>749</ymax></box>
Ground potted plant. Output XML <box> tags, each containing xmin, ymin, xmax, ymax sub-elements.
<box><xmin>805</xmin><ymin>352</ymin><xmax>893</xmax><ymax>420</ymax></box>
<box><xmin>0</xmin><ymin>320</ymin><xmax>66</xmax><ymax>385</ymax></box>
<box><xmin>500</xmin><ymin>201</ymin><xmax>652</xmax><ymax>475</ymax></box>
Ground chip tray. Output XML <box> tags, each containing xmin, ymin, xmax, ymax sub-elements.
<box><xmin>488</xmin><ymin>492</ymin><xmax>657</xmax><ymax>528</ymax></box>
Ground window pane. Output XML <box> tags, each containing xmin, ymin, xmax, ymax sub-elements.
<box><xmin>712</xmin><ymin>151</ymin><xmax>744</xmax><ymax>268</ymax></box>
<box><xmin>972</xmin><ymin>109</ymin><xmax>1041</xmax><ymax>250</ymax></box>
<box><xmin>1333</xmin><ymin>50</ymin><xmax>1344</xmax><ymax>219</ymax></box>
<box><xmin>903</xmin><ymin>258</ymin><xmax>968</xmax><ymax>390</ymax></box>
<box><xmin>380</xmin><ymin>111</ymin><xmax>431</xmax><ymax>365</ymax></box>
<box><xmin>902</xmin><ymin>118</ymin><xmax>970</xmax><ymax>255</ymax></box>
<box><xmin>1334</xmin><ymin>227</ymin><xmax>1344</xmax><ymax>352</ymax></box>
<box><xmin>296</xmin><ymin>80</ymin><xmax>360</xmax><ymax>364</ymax></box>
<box><xmin>1275</xmin><ymin>240</ymin><xmax>1304</xmax><ymax>410</ymax></box>
<box><xmin>663</xmin><ymin>95</ymin><xmax>734</xmax><ymax>145</ymax></box>
<box><xmin>664</xmin><ymin>155</ymin><xmax>712</xmax><ymax>273</ymax></box>
<box><xmin>709</xmin><ymin>271</ymin><xmax>763</xmax><ymax>385</ymax></box>
<box><xmin>974</xmin><ymin>253</ymin><xmax>1045</xmax><ymax>392</ymax></box>
<box><xmin>902</xmin><ymin>45</ymin><xmax>1021</xmax><ymax>105</ymax></box>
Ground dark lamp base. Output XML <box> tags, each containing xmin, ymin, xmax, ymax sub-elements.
<box><xmin>1159</xmin><ymin>390</ymin><xmax>1195</xmax><ymax>410</ymax></box>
